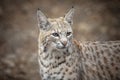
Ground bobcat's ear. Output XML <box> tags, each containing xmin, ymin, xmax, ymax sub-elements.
<box><xmin>64</xmin><ymin>7</ymin><xmax>75</xmax><ymax>25</ymax></box>
<box><xmin>37</xmin><ymin>9</ymin><xmax>50</xmax><ymax>30</ymax></box>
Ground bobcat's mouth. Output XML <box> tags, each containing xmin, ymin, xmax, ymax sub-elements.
<box><xmin>56</xmin><ymin>41</ymin><xmax>70</xmax><ymax>50</ymax></box>
<box><xmin>56</xmin><ymin>45</ymin><xmax>67</xmax><ymax>49</ymax></box>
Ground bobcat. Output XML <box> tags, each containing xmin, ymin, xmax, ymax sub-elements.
<box><xmin>37</xmin><ymin>7</ymin><xmax>120</xmax><ymax>80</ymax></box>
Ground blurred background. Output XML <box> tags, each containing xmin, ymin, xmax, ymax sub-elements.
<box><xmin>0</xmin><ymin>0</ymin><xmax>120</xmax><ymax>80</ymax></box>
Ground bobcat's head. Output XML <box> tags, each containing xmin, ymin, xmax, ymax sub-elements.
<box><xmin>37</xmin><ymin>8</ymin><xmax>74</xmax><ymax>51</ymax></box>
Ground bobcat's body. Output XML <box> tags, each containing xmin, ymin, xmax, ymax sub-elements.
<box><xmin>37</xmin><ymin>8</ymin><xmax>120</xmax><ymax>80</ymax></box>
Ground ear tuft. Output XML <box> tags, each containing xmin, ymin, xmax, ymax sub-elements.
<box><xmin>64</xmin><ymin>7</ymin><xmax>75</xmax><ymax>25</ymax></box>
<box><xmin>37</xmin><ymin>8</ymin><xmax>40</xmax><ymax>10</ymax></box>
<box><xmin>72</xmin><ymin>6</ymin><xmax>74</xmax><ymax>8</ymax></box>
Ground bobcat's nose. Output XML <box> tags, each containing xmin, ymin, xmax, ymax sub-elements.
<box><xmin>61</xmin><ymin>41</ymin><xmax>67</xmax><ymax>47</ymax></box>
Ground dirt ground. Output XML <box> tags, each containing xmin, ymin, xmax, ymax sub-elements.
<box><xmin>0</xmin><ymin>0</ymin><xmax>120</xmax><ymax>80</ymax></box>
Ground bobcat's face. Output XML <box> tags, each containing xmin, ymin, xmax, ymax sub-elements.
<box><xmin>47</xmin><ymin>18</ymin><xmax>73</xmax><ymax>50</ymax></box>
<box><xmin>37</xmin><ymin>8</ymin><xmax>74</xmax><ymax>50</ymax></box>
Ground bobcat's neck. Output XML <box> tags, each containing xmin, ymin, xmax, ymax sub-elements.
<box><xmin>38</xmin><ymin>39</ymin><xmax>83</xmax><ymax>80</ymax></box>
<box><xmin>38</xmin><ymin>39</ymin><xmax>81</xmax><ymax>67</ymax></box>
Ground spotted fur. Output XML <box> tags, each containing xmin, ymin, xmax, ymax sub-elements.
<box><xmin>37</xmin><ymin>8</ymin><xmax>120</xmax><ymax>80</ymax></box>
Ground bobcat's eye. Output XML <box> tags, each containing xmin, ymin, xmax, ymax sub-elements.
<box><xmin>66</xmin><ymin>32</ymin><xmax>72</xmax><ymax>36</ymax></box>
<box><xmin>52</xmin><ymin>32</ymin><xmax>59</xmax><ymax>37</ymax></box>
